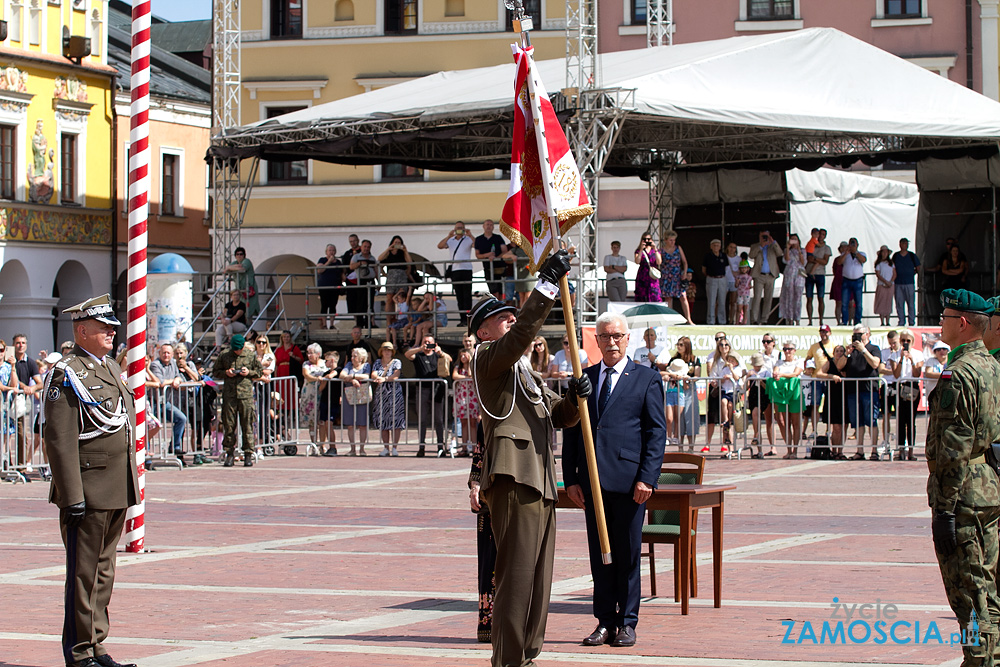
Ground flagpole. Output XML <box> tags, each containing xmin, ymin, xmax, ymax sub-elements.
<box><xmin>516</xmin><ymin>14</ymin><xmax>612</xmax><ymax>565</ymax></box>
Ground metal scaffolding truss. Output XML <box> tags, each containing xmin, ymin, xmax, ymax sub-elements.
<box><xmin>564</xmin><ymin>0</ymin><xmax>598</xmax><ymax>92</ymax></box>
<box><xmin>211</xmin><ymin>109</ymin><xmax>995</xmax><ymax>176</ymax></box>
<box><xmin>646</xmin><ymin>0</ymin><xmax>673</xmax><ymax>47</ymax></box>
<box><xmin>565</xmin><ymin>87</ymin><xmax>635</xmax><ymax>323</ymax></box>
<box><xmin>211</xmin><ymin>0</ymin><xmax>243</xmax><ymax>274</ymax></box>
<box><xmin>646</xmin><ymin>164</ymin><xmax>676</xmax><ymax>246</ymax></box>
<box><xmin>211</xmin><ymin>157</ymin><xmax>258</xmax><ymax>277</ymax></box>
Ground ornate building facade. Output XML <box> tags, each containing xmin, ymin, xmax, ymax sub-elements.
<box><xmin>0</xmin><ymin>0</ymin><xmax>116</xmax><ymax>350</ymax></box>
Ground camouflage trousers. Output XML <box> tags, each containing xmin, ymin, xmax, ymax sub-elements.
<box><xmin>936</xmin><ymin>505</ymin><xmax>1000</xmax><ymax>667</ymax></box>
<box><xmin>221</xmin><ymin>395</ymin><xmax>256</xmax><ymax>455</ymax></box>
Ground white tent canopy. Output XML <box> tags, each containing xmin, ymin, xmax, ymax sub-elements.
<box><xmin>214</xmin><ymin>28</ymin><xmax>1000</xmax><ymax>173</ymax></box>
<box><xmin>788</xmin><ymin>168</ymin><xmax>919</xmax><ymax>319</ymax></box>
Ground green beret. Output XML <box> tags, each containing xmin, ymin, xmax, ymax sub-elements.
<box><xmin>940</xmin><ymin>289</ymin><xmax>994</xmax><ymax>315</ymax></box>
<box><xmin>989</xmin><ymin>296</ymin><xmax>1000</xmax><ymax>315</ymax></box>
<box><xmin>230</xmin><ymin>334</ymin><xmax>246</xmax><ymax>350</ymax></box>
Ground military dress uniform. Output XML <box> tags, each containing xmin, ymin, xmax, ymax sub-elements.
<box><xmin>927</xmin><ymin>290</ymin><xmax>1000</xmax><ymax>666</ymax></box>
<box><xmin>471</xmin><ymin>286</ymin><xmax>582</xmax><ymax>667</ymax></box>
<box><xmin>44</xmin><ymin>295</ymin><xmax>139</xmax><ymax>667</ymax></box>
<box><xmin>211</xmin><ymin>338</ymin><xmax>263</xmax><ymax>462</ymax></box>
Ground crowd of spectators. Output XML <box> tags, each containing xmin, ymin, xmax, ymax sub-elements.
<box><xmin>619</xmin><ymin>227</ymin><xmax>955</xmax><ymax>327</ymax></box>
<box><xmin>637</xmin><ymin>324</ymin><xmax>946</xmax><ymax>461</ymax></box>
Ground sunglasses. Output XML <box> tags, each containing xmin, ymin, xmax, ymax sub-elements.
<box><xmin>762</xmin><ymin>339</ymin><xmax>774</xmax><ymax>344</ymax></box>
<box><xmin>783</xmin><ymin>347</ymin><xmax>795</xmax><ymax>351</ymax></box>
<box><xmin>715</xmin><ymin>336</ymin><xmax>725</xmax><ymax>341</ymax></box>
<box><xmin>562</xmin><ymin>341</ymin><xmax>570</xmax><ymax>346</ymax></box>
<box><xmin>534</xmin><ymin>343</ymin><xmax>544</xmax><ymax>348</ymax></box>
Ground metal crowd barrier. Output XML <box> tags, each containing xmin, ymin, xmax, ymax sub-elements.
<box><xmin>145</xmin><ymin>381</ymin><xmax>212</xmax><ymax>469</ymax></box>
<box><xmin>311</xmin><ymin>376</ymin><xmax>453</xmax><ymax>455</ymax></box>
<box><xmin>254</xmin><ymin>375</ymin><xmax>307</xmax><ymax>458</ymax></box>
<box><xmin>658</xmin><ymin>373</ymin><xmax>924</xmax><ymax>462</ymax></box>
<box><xmin>0</xmin><ymin>390</ymin><xmax>50</xmax><ymax>483</ymax></box>
<box><xmin>143</xmin><ymin>375</ymin><xmax>307</xmax><ymax>467</ymax></box>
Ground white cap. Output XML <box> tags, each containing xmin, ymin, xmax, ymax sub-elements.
<box><xmin>932</xmin><ymin>340</ymin><xmax>951</xmax><ymax>351</ymax></box>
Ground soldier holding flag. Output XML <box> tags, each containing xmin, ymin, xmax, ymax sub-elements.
<box><xmin>471</xmin><ymin>250</ymin><xmax>591</xmax><ymax>667</ymax></box>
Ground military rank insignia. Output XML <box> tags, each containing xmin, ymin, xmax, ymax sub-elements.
<box><xmin>47</xmin><ymin>386</ymin><xmax>60</xmax><ymax>401</ymax></box>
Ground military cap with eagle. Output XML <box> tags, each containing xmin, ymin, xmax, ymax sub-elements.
<box><xmin>62</xmin><ymin>293</ymin><xmax>121</xmax><ymax>326</ymax></box>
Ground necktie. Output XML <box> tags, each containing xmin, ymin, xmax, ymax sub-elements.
<box><xmin>598</xmin><ymin>367</ymin><xmax>614</xmax><ymax>416</ymax></box>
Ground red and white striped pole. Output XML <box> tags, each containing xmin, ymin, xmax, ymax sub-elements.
<box><xmin>124</xmin><ymin>0</ymin><xmax>151</xmax><ymax>553</ymax></box>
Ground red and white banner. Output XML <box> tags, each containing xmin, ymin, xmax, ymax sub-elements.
<box><xmin>500</xmin><ymin>43</ymin><xmax>592</xmax><ymax>274</ymax></box>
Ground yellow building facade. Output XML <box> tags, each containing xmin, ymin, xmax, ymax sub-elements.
<box><xmin>236</xmin><ymin>0</ymin><xmax>641</xmax><ymax>279</ymax></box>
<box><xmin>0</xmin><ymin>0</ymin><xmax>117</xmax><ymax>350</ymax></box>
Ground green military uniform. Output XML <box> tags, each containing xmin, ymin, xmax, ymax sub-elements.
<box><xmin>471</xmin><ymin>288</ymin><xmax>581</xmax><ymax>667</ymax></box>
<box><xmin>44</xmin><ymin>295</ymin><xmax>139</xmax><ymax>667</ymax></box>
<box><xmin>927</xmin><ymin>290</ymin><xmax>1000</xmax><ymax>666</ymax></box>
<box><xmin>211</xmin><ymin>337</ymin><xmax>263</xmax><ymax>460</ymax></box>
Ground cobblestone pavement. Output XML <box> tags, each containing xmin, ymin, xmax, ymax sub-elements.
<box><xmin>0</xmin><ymin>451</ymin><xmax>958</xmax><ymax>667</ymax></box>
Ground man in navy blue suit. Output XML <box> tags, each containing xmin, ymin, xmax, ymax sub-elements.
<box><xmin>563</xmin><ymin>311</ymin><xmax>667</xmax><ymax>648</ymax></box>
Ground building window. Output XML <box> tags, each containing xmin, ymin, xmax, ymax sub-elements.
<box><xmin>385</xmin><ymin>0</ymin><xmax>417</xmax><ymax>33</ymax></box>
<box><xmin>60</xmin><ymin>133</ymin><xmax>76</xmax><ymax>204</ymax></box>
<box><xmin>381</xmin><ymin>164</ymin><xmax>423</xmax><ymax>181</ymax></box>
<box><xmin>0</xmin><ymin>125</ymin><xmax>15</xmax><ymax>200</ymax></box>
<box><xmin>265</xmin><ymin>107</ymin><xmax>308</xmax><ymax>183</ymax></box>
<box><xmin>10</xmin><ymin>1</ymin><xmax>22</xmax><ymax>42</ymax></box>
<box><xmin>885</xmin><ymin>0</ymin><xmax>920</xmax><ymax>17</ymax></box>
<box><xmin>28</xmin><ymin>5</ymin><xmax>40</xmax><ymax>45</ymax></box>
<box><xmin>631</xmin><ymin>0</ymin><xmax>646</xmax><ymax>24</ymax></box>
<box><xmin>748</xmin><ymin>0</ymin><xmax>793</xmax><ymax>19</ymax></box>
<box><xmin>506</xmin><ymin>0</ymin><xmax>540</xmax><ymax>31</ymax></box>
<box><xmin>162</xmin><ymin>153</ymin><xmax>178</xmax><ymax>216</ymax></box>
<box><xmin>270</xmin><ymin>0</ymin><xmax>303</xmax><ymax>38</ymax></box>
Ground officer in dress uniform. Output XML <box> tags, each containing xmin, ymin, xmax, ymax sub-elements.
<box><xmin>471</xmin><ymin>249</ymin><xmax>592</xmax><ymax>667</ymax></box>
<box><xmin>927</xmin><ymin>289</ymin><xmax>1000</xmax><ymax>666</ymax></box>
<box><xmin>211</xmin><ymin>333</ymin><xmax>262</xmax><ymax>467</ymax></box>
<box><xmin>44</xmin><ymin>294</ymin><xmax>139</xmax><ymax>667</ymax></box>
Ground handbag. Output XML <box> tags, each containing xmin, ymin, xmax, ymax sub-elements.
<box><xmin>898</xmin><ymin>382</ymin><xmax>919</xmax><ymax>402</ymax></box>
<box><xmin>344</xmin><ymin>384</ymin><xmax>373</xmax><ymax>406</ymax></box>
<box><xmin>732</xmin><ymin>391</ymin><xmax>747</xmax><ymax>433</ymax></box>
<box><xmin>642</xmin><ymin>250</ymin><xmax>661</xmax><ymax>280</ymax></box>
<box><xmin>13</xmin><ymin>393</ymin><xmax>26</xmax><ymax>419</ymax></box>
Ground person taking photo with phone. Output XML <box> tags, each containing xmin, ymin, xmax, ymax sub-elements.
<box><xmin>439</xmin><ymin>222</ymin><xmax>475</xmax><ymax>326</ymax></box>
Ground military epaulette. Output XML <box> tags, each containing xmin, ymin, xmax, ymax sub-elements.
<box><xmin>53</xmin><ymin>354</ymin><xmax>77</xmax><ymax>371</ymax></box>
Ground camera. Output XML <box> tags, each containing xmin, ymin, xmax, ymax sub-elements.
<box><xmin>851</xmin><ymin>333</ymin><xmax>863</xmax><ymax>343</ymax></box>
<box><xmin>902</xmin><ymin>340</ymin><xmax>910</xmax><ymax>351</ymax></box>
<box><xmin>425</xmin><ymin>343</ymin><xmax>435</xmax><ymax>351</ymax></box>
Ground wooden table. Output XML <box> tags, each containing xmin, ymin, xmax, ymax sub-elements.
<box><xmin>557</xmin><ymin>483</ymin><xmax>736</xmax><ymax>615</ymax></box>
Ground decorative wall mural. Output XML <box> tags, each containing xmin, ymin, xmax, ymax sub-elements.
<box><xmin>0</xmin><ymin>206</ymin><xmax>111</xmax><ymax>244</ymax></box>
<box><xmin>0</xmin><ymin>65</ymin><xmax>28</xmax><ymax>93</ymax></box>
<box><xmin>54</xmin><ymin>75</ymin><xmax>88</xmax><ymax>102</ymax></box>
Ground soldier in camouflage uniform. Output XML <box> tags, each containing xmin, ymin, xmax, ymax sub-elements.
<box><xmin>211</xmin><ymin>334</ymin><xmax>263</xmax><ymax>467</ymax></box>
<box><xmin>927</xmin><ymin>289</ymin><xmax>1000</xmax><ymax>666</ymax></box>
<box><xmin>985</xmin><ymin>297</ymin><xmax>1000</xmax><ymax>364</ymax></box>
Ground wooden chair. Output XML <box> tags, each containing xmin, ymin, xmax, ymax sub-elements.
<box><xmin>641</xmin><ymin>452</ymin><xmax>705</xmax><ymax>599</ymax></box>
